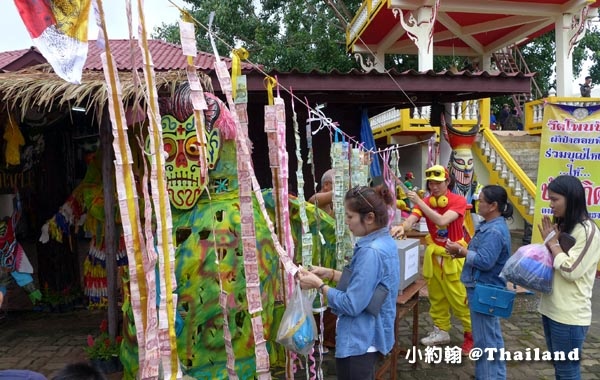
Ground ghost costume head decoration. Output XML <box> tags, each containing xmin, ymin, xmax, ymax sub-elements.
<box><xmin>156</xmin><ymin>85</ymin><xmax>236</xmax><ymax>209</ymax></box>
<box><xmin>442</xmin><ymin>118</ymin><xmax>479</xmax><ymax>202</ymax></box>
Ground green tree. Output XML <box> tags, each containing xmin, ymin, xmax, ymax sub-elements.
<box><xmin>575</xmin><ymin>24</ymin><xmax>600</xmax><ymax>84</ymax></box>
<box><xmin>153</xmin><ymin>1</ymin><xmax>600</xmax><ymax>99</ymax></box>
<box><xmin>153</xmin><ymin>0</ymin><xmax>362</xmax><ymax>72</ymax></box>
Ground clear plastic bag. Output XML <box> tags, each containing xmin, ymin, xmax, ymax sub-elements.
<box><xmin>500</xmin><ymin>243</ymin><xmax>553</xmax><ymax>293</ymax></box>
<box><xmin>276</xmin><ymin>283</ymin><xmax>318</xmax><ymax>355</ymax></box>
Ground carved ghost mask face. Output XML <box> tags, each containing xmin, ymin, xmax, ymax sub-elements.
<box><xmin>449</xmin><ymin>148</ymin><xmax>475</xmax><ymax>199</ymax></box>
<box><xmin>161</xmin><ymin>114</ymin><xmax>205</xmax><ymax>209</ymax></box>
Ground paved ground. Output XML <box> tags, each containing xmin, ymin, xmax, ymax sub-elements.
<box><xmin>306</xmin><ymin>285</ymin><xmax>600</xmax><ymax>380</ymax></box>
<box><xmin>2</xmin><ymin>228</ymin><xmax>600</xmax><ymax>379</ymax></box>
<box><xmin>1</xmin><ymin>284</ymin><xmax>600</xmax><ymax>380</ymax></box>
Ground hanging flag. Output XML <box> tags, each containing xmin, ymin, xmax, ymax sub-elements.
<box><xmin>359</xmin><ymin>108</ymin><xmax>382</xmax><ymax>178</ymax></box>
<box><xmin>14</xmin><ymin>0</ymin><xmax>91</xmax><ymax>84</ymax></box>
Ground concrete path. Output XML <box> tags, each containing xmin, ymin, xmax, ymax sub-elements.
<box><xmin>300</xmin><ymin>286</ymin><xmax>600</xmax><ymax>380</ymax></box>
<box><xmin>1</xmin><ymin>282</ymin><xmax>599</xmax><ymax>379</ymax></box>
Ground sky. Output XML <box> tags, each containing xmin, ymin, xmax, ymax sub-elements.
<box><xmin>1</xmin><ymin>0</ymin><xmax>182</xmax><ymax>51</ymax></box>
<box><xmin>1</xmin><ymin>1</ymin><xmax>597</xmax><ymax>96</ymax></box>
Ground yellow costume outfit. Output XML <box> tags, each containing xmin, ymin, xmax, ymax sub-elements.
<box><xmin>412</xmin><ymin>190</ymin><xmax>471</xmax><ymax>333</ymax></box>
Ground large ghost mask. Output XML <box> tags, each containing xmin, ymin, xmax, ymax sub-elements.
<box><xmin>160</xmin><ymin>114</ymin><xmax>215</xmax><ymax>209</ymax></box>
<box><xmin>443</xmin><ymin>121</ymin><xmax>479</xmax><ymax>201</ymax></box>
<box><xmin>156</xmin><ymin>87</ymin><xmax>236</xmax><ymax>210</ymax></box>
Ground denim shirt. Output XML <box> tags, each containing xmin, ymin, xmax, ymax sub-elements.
<box><xmin>327</xmin><ymin>227</ymin><xmax>400</xmax><ymax>358</ymax></box>
<box><xmin>461</xmin><ymin>216</ymin><xmax>511</xmax><ymax>288</ymax></box>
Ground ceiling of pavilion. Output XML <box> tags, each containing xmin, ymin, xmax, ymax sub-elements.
<box><xmin>348</xmin><ymin>0</ymin><xmax>600</xmax><ymax>57</ymax></box>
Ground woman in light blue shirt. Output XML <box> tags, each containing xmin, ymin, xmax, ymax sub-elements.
<box><xmin>298</xmin><ymin>185</ymin><xmax>400</xmax><ymax>380</ymax></box>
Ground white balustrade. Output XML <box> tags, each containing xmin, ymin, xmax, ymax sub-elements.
<box><xmin>479</xmin><ymin>132</ymin><xmax>535</xmax><ymax>218</ymax></box>
<box><xmin>369</xmin><ymin>108</ymin><xmax>400</xmax><ymax>129</ymax></box>
<box><xmin>508</xmin><ymin>172</ymin><xmax>515</xmax><ymax>188</ymax></box>
<box><xmin>521</xmin><ymin>192</ymin><xmax>529</xmax><ymax>206</ymax></box>
<box><xmin>514</xmin><ymin>182</ymin><xmax>522</xmax><ymax>198</ymax></box>
<box><xmin>469</xmin><ymin>101</ymin><xmax>477</xmax><ymax>119</ymax></box>
<box><xmin>500</xmin><ymin>163</ymin><xmax>508</xmax><ymax>179</ymax></box>
<box><xmin>529</xmin><ymin>199</ymin><xmax>535</xmax><ymax>215</ymax></box>
<box><xmin>495</xmin><ymin>158</ymin><xmax>503</xmax><ymax>172</ymax></box>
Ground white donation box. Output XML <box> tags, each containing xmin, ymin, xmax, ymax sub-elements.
<box><xmin>396</xmin><ymin>238</ymin><xmax>420</xmax><ymax>293</ymax></box>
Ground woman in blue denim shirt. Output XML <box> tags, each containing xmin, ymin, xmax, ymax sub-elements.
<box><xmin>298</xmin><ymin>185</ymin><xmax>400</xmax><ymax>380</ymax></box>
<box><xmin>447</xmin><ymin>185</ymin><xmax>513</xmax><ymax>379</ymax></box>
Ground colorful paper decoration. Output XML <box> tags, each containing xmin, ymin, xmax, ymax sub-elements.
<box><xmin>14</xmin><ymin>0</ymin><xmax>91</xmax><ymax>83</ymax></box>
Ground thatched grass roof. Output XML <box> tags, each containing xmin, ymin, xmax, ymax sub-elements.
<box><xmin>0</xmin><ymin>64</ymin><xmax>213</xmax><ymax>122</ymax></box>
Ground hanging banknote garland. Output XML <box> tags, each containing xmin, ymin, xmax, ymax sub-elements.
<box><xmin>301</xmin><ymin>103</ymin><xmax>328</xmax><ymax>380</ymax></box>
<box><xmin>179</xmin><ymin>16</ymin><xmax>210</xmax><ymax>192</ymax></box>
<box><xmin>289</xmin><ymin>94</ymin><xmax>322</xmax><ymax>380</ymax></box>
<box><xmin>208</xmin><ymin>16</ymin><xmax>304</xmax><ymax>377</ymax></box>
<box><xmin>94</xmin><ymin>0</ymin><xmax>149</xmax><ymax>372</ymax></box>
<box><xmin>95</xmin><ymin>15</ymin><xmax>155</xmax><ymax>380</ymax></box>
<box><xmin>216</xmin><ymin>57</ymin><xmax>271</xmax><ymax>379</ymax></box>
<box><xmin>381</xmin><ymin>149</ymin><xmax>397</xmax><ymax>227</ymax></box>
<box><xmin>291</xmin><ymin>96</ymin><xmax>313</xmax><ymax>268</ymax></box>
<box><xmin>94</xmin><ymin>0</ymin><xmax>174</xmax><ymax>377</ymax></box>
<box><xmin>304</xmin><ymin>104</ymin><xmax>326</xmax><ymax>250</ymax></box>
<box><xmin>228</xmin><ymin>63</ymin><xmax>270</xmax><ymax>380</ymax></box>
<box><xmin>136</xmin><ymin>0</ymin><xmax>181</xmax><ymax>376</ymax></box>
<box><xmin>264</xmin><ymin>90</ymin><xmax>295</xmax><ymax>294</ymax></box>
<box><xmin>331</xmin><ymin>139</ymin><xmax>352</xmax><ymax>264</ymax></box>
<box><xmin>265</xmin><ymin>89</ymin><xmax>309</xmax><ymax>379</ymax></box>
<box><xmin>350</xmin><ymin>146</ymin><xmax>370</xmax><ymax>195</ymax></box>
<box><xmin>177</xmin><ymin>18</ymin><xmax>241</xmax><ymax>379</ymax></box>
<box><xmin>136</xmin><ymin>136</ymin><xmax>162</xmax><ymax>378</ymax></box>
<box><xmin>390</xmin><ymin>148</ymin><xmax>402</xmax><ymax>224</ymax></box>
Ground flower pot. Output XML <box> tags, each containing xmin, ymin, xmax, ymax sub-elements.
<box><xmin>90</xmin><ymin>356</ymin><xmax>123</xmax><ymax>374</ymax></box>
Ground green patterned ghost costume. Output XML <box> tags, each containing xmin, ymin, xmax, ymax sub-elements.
<box><xmin>120</xmin><ymin>84</ymin><xmax>336</xmax><ymax>379</ymax></box>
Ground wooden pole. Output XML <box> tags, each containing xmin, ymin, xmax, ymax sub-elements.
<box><xmin>100</xmin><ymin>109</ymin><xmax>119</xmax><ymax>339</ymax></box>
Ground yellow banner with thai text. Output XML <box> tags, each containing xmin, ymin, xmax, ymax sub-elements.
<box><xmin>531</xmin><ymin>103</ymin><xmax>600</xmax><ymax>243</ymax></box>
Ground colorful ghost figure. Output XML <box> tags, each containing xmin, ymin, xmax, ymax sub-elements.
<box><xmin>157</xmin><ymin>90</ymin><xmax>235</xmax><ymax>209</ymax></box>
<box><xmin>120</xmin><ymin>84</ymin><xmax>336</xmax><ymax>379</ymax></box>
<box><xmin>442</xmin><ymin>121</ymin><xmax>479</xmax><ymax>239</ymax></box>
<box><xmin>444</xmin><ymin>123</ymin><xmax>478</xmax><ymax>203</ymax></box>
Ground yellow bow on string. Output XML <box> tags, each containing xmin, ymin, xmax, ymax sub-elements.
<box><xmin>231</xmin><ymin>48</ymin><xmax>249</xmax><ymax>100</ymax></box>
<box><xmin>264</xmin><ymin>76</ymin><xmax>277</xmax><ymax>106</ymax></box>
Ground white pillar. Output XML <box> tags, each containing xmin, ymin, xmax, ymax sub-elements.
<box><xmin>417</xmin><ymin>6</ymin><xmax>434</xmax><ymax>71</ymax></box>
<box><xmin>399</xmin><ymin>6</ymin><xmax>435</xmax><ymax>72</ymax></box>
<box><xmin>480</xmin><ymin>53</ymin><xmax>493</xmax><ymax>72</ymax></box>
<box><xmin>438</xmin><ymin>104</ymin><xmax>453</xmax><ymax>168</ymax></box>
<box><xmin>419</xmin><ymin>49</ymin><xmax>434</xmax><ymax>72</ymax></box>
<box><xmin>374</xmin><ymin>51</ymin><xmax>386</xmax><ymax>73</ymax></box>
<box><xmin>555</xmin><ymin>14</ymin><xmax>574</xmax><ymax>97</ymax></box>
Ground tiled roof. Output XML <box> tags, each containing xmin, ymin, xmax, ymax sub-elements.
<box><xmin>0</xmin><ymin>48</ymin><xmax>35</xmax><ymax>69</ymax></box>
<box><xmin>233</xmin><ymin>67</ymin><xmax>535</xmax><ymax>105</ymax></box>
<box><xmin>0</xmin><ymin>39</ymin><xmax>254</xmax><ymax>72</ymax></box>
<box><xmin>84</xmin><ymin>39</ymin><xmax>254</xmax><ymax>71</ymax></box>
<box><xmin>251</xmin><ymin>67</ymin><xmax>535</xmax><ymax>78</ymax></box>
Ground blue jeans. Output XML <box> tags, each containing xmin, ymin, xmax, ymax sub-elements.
<box><xmin>336</xmin><ymin>352</ymin><xmax>379</xmax><ymax>380</ymax></box>
<box><xmin>467</xmin><ymin>288</ymin><xmax>506</xmax><ymax>379</ymax></box>
<box><xmin>542</xmin><ymin>315</ymin><xmax>588</xmax><ymax>380</ymax></box>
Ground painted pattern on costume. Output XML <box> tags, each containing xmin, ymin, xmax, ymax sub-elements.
<box><xmin>120</xmin><ymin>84</ymin><xmax>336</xmax><ymax>379</ymax></box>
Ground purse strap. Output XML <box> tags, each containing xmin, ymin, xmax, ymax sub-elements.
<box><xmin>579</xmin><ymin>221</ymin><xmax>595</xmax><ymax>254</ymax></box>
<box><xmin>559</xmin><ymin>220</ymin><xmax>596</xmax><ymax>273</ymax></box>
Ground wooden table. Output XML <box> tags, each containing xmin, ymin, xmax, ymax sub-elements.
<box><xmin>375</xmin><ymin>278</ymin><xmax>427</xmax><ymax>380</ymax></box>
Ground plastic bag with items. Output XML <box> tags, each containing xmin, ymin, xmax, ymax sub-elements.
<box><xmin>500</xmin><ymin>243</ymin><xmax>553</xmax><ymax>293</ymax></box>
<box><xmin>276</xmin><ymin>282</ymin><xmax>318</xmax><ymax>355</ymax></box>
